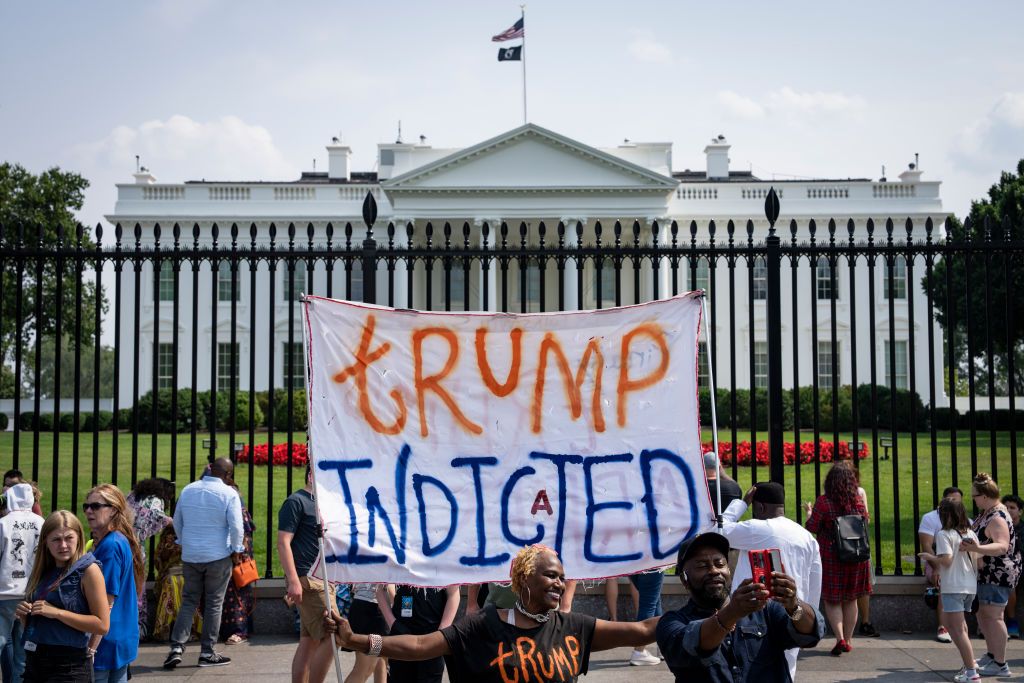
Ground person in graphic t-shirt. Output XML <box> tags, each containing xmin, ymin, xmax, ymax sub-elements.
<box><xmin>324</xmin><ymin>544</ymin><xmax>660</xmax><ymax>683</ymax></box>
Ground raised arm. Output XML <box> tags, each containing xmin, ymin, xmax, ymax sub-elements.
<box><xmin>325</xmin><ymin>609</ymin><xmax>451</xmax><ymax>660</ymax></box>
<box><xmin>439</xmin><ymin>585</ymin><xmax>460</xmax><ymax>629</ymax></box>
<box><xmin>591</xmin><ymin>616</ymin><xmax>660</xmax><ymax>651</ymax></box>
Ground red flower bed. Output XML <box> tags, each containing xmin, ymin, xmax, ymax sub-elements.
<box><xmin>701</xmin><ymin>440</ymin><xmax>867</xmax><ymax>466</ymax></box>
<box><xmin>238</xmin><ymin>442</ymin><xmax>308</xmax><ymax>467</ymax></box>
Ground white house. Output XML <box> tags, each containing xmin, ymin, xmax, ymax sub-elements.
<box><xmin>106</xmin><ymin>123</ymin><xmax>947</xmax><ymax>409</ymax></box>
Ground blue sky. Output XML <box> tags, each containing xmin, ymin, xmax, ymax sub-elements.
<box><xmin>2</xmin><ymin>1</ymin><xmax>1023</xmax><ymax>226</ymax></box>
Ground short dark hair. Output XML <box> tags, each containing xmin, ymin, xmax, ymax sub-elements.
<box><xmin>942</xmin><ymin>486</ymin><xmax>963</xmax><ymax>499</ymax></box>
<box><xmin>1001</xmin><ymin>494</ymin><xmax>1024</xmax><ymax>509</ymax></box>
<box><xmin>3</xmin><ymin>469</ymin><xmax>23</xmax><ymax>482</ymax></box>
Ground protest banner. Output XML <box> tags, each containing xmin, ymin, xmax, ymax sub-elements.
<box><xmin>303</xmin><ymin>292</ymin><xmax>712</xmax><ymax>586</ymax></box>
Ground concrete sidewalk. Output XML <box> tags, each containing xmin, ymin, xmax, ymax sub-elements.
<box><xmin>134</xmin><ymin>634</ymin><xmax>1024</xmax><ymax>681</ymax></box>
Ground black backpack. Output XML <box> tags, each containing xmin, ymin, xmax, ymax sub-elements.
<box><xmin>834</xmin><ymin>514</ymin><xmax>870</xmax><ymax>563</ymax></box>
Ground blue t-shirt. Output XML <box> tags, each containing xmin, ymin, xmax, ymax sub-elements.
<box><xmin>92</xmin><ymin>531</ymin><xmax>139</xmax><ymax>670</ymax></box>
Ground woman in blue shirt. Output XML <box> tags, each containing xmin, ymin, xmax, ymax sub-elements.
<box><xmin>16</xmin><ymin>510</ymin><xmax>109</xmax><ymax>683</ymax></box>
<box><xmin>84</xmin><ymin>485</ymin><xmax>144</xmax><ymax>683</ymax></box>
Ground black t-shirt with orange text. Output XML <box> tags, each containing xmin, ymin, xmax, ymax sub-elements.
<box><xmin>441</xmin><ymin>604</ymin><xmax>596</xmax><ymax>683</ymax></box>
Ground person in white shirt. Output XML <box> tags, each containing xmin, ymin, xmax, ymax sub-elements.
<box><xmin>720</xmin><ymin>481</ymin><xmax>822</xmax><ymax>681</ymax></box>
<box><xmin>919</xmin><ymin>497</ymin><xmax>982</xmax><ymax>682</ymax></box>
<box><xmin>0</xmin><ymin>483</ymin><xmax>44</xmax><ymax>682</ymax></box>
<box><xmin>919</xmin><ymin>486</ymin><xmax>965</xmax><ymax>644</ymax></box>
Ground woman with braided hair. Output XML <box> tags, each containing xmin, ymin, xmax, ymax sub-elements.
<box><xmin>324</xmin><ymin>544</ymin><xmax>661</xmax><ymax>682</ymax></box>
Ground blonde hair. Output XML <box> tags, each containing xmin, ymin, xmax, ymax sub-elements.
<box><xmin>973</xmin><ymin>473</ymin><xmax>1000</xmax><ymax>500</ymax></box>
<box><xmin>86</xmin><ymin>484</ymin><xmax>145</xmax><ymax>588</ymax></box>
<box><xmin>25</xmin><ymin>511</ymin><xmax>86</xmax><ymax>600</ymax></box>
<box><xmin>509</xmin><ymin>544</ymin><xmax>559</xmax><ymax>595</ymax></box>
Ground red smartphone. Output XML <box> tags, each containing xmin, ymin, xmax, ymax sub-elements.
<box><xmin>748</xmin><ymin>549</ymin><xmax>784</xmax><ymax>596</ymax></box>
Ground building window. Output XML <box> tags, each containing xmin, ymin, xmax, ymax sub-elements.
<box><xmin>883</xmin><ymin>256</ymin><xmax>908</xmax><ymax>300</ymax></box>
<box><xmin>283</xmin><ymin>342</ymin><xmax>305</xmax><ymax>389</ymax></box>
<box><xmin>753</xmin><ymin>341</ymin><xmax>768</xmax><ymax>389</ymax></box>
<box><xmin>752</xmin><ymin>257</ymin><xmax>767</xmax><ymax>300</ymax></box>
<box><xmin>817</xmin><ymin>341</ymin><xmax>838</xmax><ymax>390</ymax></box>
<box><xmin>885</xmin><ymin>339</ymin><xmax>909</xmax><ymax>390</ymax></box>
<box><xmin>448</xmin><ymin>267</ymin><xmax>466</xmax><ymax>311</ymax></box>
<box><xmin>524</xmin><ymin>269</ymin><xmax>542</xmax><ymax>312</ymax></box>
<box><xmin>347</xmin><ymin>265</ymin><xmax>363</xmax><ymax>302</ymax></box>
<box><xmin>595</xmin><ymin>264</ymin><xmax>616</xmax><ymax>308</ymax></box>
<box><xmin>217</xmin><ymin>262</ymin><xmax>239</xmax><ymax>302</ymax></box>
<box><xmin>216</xmin><ymin>342</ymin><xmax>239</xmax><ymax>393</ymax></box>
<box><xmin>157</xmin><ymin>267</ymin><xmax>175</xmax><ymax>302</ymax></box>
<box><xmin>816</xmin><ymin>257</ymin><xmax>837</xmax><ymax>300</ymax></box>
<box><xmin>694</xmin><ymin>259</ymin><xmax>710</xmax><ymax>294</ymax></box>
<box><xmin>156</xmin><ymin>342</ymin><xmax>174</xmax><ymax>390</ymax></box>
<box><xmin>283</xmin><ymin>260</ymin><xmax>307</xmax><ymax>301</ymax></box>
<box><xmin>697</xmin><ymin>341</ymin><xmax>709</xmax><ymax>389</ymax></box>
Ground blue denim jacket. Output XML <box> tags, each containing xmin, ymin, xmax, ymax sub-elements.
<box><xmin>656</xmin><ymin>598</ymin><xmax>823</xmax><ymax>683</ymax></box>
<box><xmin>24</xmin><ymin>553</ymin><xmax>100</xmax><ymax>649</ymax></box>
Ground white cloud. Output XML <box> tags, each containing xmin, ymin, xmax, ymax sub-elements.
<box><xmin>717</xmin><ymin>90</ymin><xmax>765</xmax><ymax>119</ymax></box>
<box><xmin>72</xmin><ymin>114</ymin><xmax>298</xmax><ymax>184</ymax></box>
<box><xmin>953</xmin><ymin>92</ymin><xmax>1024</xmax><ymax>171</ymax></box>
<box><xmin>767</xmin><ymin>86</ymin><xmax>865</xmax><ymax>115</ymax></box>
<box><xmin>627</xmin><ymin>31</ymin><xmax>672</xmax><ymax>64</ymax></box>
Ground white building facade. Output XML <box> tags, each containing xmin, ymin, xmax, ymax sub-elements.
<box><xmin>107</xmin><ymin>124</ymin><xmax>948</xmax><ymax>408</ymax></box>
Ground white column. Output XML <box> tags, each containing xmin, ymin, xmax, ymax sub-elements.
<box><xmin>475</xmin><ymin>218</ymin><xmax>500</xmax><ymax>311</ymax></box>
<box><xmin>560</xmin><ymin>217</ymin><xmax>584</xmax><ymax>310</ymax></box>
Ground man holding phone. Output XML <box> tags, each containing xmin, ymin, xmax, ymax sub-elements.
<box><xmin>718</xmin><ymin>482</ymin><xmax>822</xmax><ymax>680</ymax></box>
<box><xmin>656</xmin><ymin>532</ymin><xmax>822</xmax><ymax>682</ymax></box>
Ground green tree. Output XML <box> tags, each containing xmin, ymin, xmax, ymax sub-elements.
<box><xmin>927</xmin><ymin>158</ymin><xmax>1024</xmax><ymax>395</ymax></box>
<box><xmin>0</xmin><ymin>163</ymin><xmax>107</xmax><ymax>370</ymax></box>
<box><xmin>20</xmin><ymin>336</ymin><xmax>115</xmax><ymax>399</ymax></box>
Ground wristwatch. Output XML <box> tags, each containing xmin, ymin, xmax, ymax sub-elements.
<box><xmin>787</xmin><ymin>604</ymin><xmax>804</xmax><ymax>622</ymax></box>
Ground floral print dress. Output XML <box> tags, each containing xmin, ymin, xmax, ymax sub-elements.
<box><xmin>219</xmin><ymin>505</ymin><xmax>257</xmax><ymax>641</ymax></box>
<box><xmin>128</xmin><ymin>493</ymin><xmax>173</xmax><ymax>639</ymax></box>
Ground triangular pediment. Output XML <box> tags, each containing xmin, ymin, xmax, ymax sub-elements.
<box><xmin>382</xmin><ymin>124</ymin><xmax>678</xmax><ymax>193</ymax></box>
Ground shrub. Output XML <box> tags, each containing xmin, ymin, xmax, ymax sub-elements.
<box><xmin>929</xmin><ymin>407</ymin><xmax>960</xmax><ymax>430</ymax></box>
<box><xmin>197</xmin><ymin>390</ymin><xmax>266</xmax><ymax>432</ymax></box>
<box><xmin>267</xmin><ymin>388</ymin><xmax>307</xmax><ymax>432</ymax></box>
<box><xmin>856</xmin><ymin>384</ymin><xmax>927</xmax><ymax>432</ymax></box>
<box><xmin>0</xmin><ymin>413</ymin><xmax>8</xmax><ymax>430</ymax></box>
<box><xmin>17</xmin><ymin>412</ymin><xmax>34</xmax><ymax>431</ymax></box>
<box><xmin>37</xmin><ymin>413</ymin><xmax>54</xmax><ymax>431</ymax></box>
<box><xmin>59</xmin><ymin>412</ymin><xmax>87</xmax><ymax>432</ymax></box>
<box><xmin>116</xmin><ymin>407</ymin><xmax>133</xmax><ymax>430</ymax></box>
<box><xmin>135</xmin><ymin>388</ymin><xmax>201</xmax><ymax>433</ymax></box>
<box><xmin>81</xmin><ymin>410</ymin><xmax>115</xmax><ymax>431</ymax></box>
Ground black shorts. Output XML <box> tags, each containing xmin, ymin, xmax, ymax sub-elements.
<box><xmin>348</xmin><ymin>599</ymin><xmax>388</xmax><ymax>636</ymax></box>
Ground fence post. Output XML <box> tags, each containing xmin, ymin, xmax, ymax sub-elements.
<box><xmin>361</xmin><ymin>191</ymin><xmax>378</xmax><ymax>304</ymax></box>
<box><xmin>764</xmin><ymin>188</ymin><xmax>785</xmax><ymax>484</ymax></box>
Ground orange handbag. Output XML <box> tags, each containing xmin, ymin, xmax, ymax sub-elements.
<box><xmin>232</xmin><ymin>558</ymin><xmax>259</xmax><ymax>588</ymax></box>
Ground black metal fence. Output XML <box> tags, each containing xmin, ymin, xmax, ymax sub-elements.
<box><xmin>1</xmin><ymin>190</ymin><xmax>1021</xmax><ymax>577</ymax></box>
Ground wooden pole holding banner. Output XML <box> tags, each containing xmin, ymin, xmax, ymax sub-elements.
<box><xmin>300</xmin><ymin>294</ymin><xmax>346</xmax><ymax>683</ymax></box>
<box><xmin>700</xmin><ymin>291</ymin><xmax>724</xmax><ymax>530</ymax></box>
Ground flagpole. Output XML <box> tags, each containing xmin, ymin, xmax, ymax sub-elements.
<box><xmin>520</xmin><ymin>4</ymin><xmax>527</xmax><ymax>124</ymax></box>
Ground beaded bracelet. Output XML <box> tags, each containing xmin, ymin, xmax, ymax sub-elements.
<box><xmin>713</xmin><ymin>610</ymin><xmax>735</xmax><ymax>634</ymax></box>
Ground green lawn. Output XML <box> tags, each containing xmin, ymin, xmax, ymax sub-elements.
<box><xmin>2</xmin><ymin>429</ymin><xmax>1020</xmax><ymax>578</ymax></box>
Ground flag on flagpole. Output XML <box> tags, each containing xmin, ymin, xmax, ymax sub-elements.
<box><xmin>492</xmin><ymin>17</ymin><xmax>524</xmax><ymax>42</ymax></box>
<box><xmin>497</xmin><ymin>45</ymin><xmax>523</xmax><ymax>62</ymax></box>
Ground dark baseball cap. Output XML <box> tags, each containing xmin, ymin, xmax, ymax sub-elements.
<box><xmin>752</xmin><ymin>481</ymin><xmax>785</xmax><ymax>505</ymax></box>
<box><xmin>676</xmin><ymin>531</ymin><xmax>731</xmax><ymax>570</ymax></box>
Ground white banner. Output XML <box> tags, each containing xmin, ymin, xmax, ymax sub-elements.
<box><xmin>303</xmin><ymin>292</ymin><xmax>712</xmax><ymax>586</ymax></box>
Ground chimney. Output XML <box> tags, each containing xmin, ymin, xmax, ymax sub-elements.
<box><xmin>327</xmin><ymin>140</ymin><xmax>352</xmax><ymax>181</ymax></box>
<box><xmin>704</xmin><ymin>134</ymin><xmax>730</xmax><ymax>179</ymax></box>
<box><xmin>133</xmin><ymin>167</ymin><xmax>156</xmax><ymax>185</ymax></box>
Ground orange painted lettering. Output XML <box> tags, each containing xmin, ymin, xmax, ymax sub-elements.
<box><xmin>531</xmin><ymin>333</ymin><xmax>605</xmax><ymax>434</ymax></box>
<box><xmin>565</xmin><ymin>635</ymin><xmax>581</xmax><ymax>673</ymax></box>
<box><xmin>515</xmin><ymin>637</ymin><xmax>540</xmax><ymax>683</ymax></box>
<box><xmin>616</xmin><ymin>323</ymin><xmax>670</xmax><ymax>427</ymax></box>
<box><xmin>476</xmin><ymin>327</ymin><xmax>523</xmax><ymax>397</ymax></box>
<box><xmin>489</xmin><ymin>641</ymin><xmax>520</xmax><ymax>683</ymax></box>
<box><xmin>551</xmin><ymin>646</ymin><xmax>571</xmax><ymax>678</ymax></box>
<box><xmin>537</xmin><ymin>650</ymin><xmax>556</xmax><ymax>680</ymax></box>
<box><xmin>333</xmin><ymin>315</ymin><xmax>407</xmax><ymax>435</ymax></box>
<box><xmin>412</xmin><ymin>327</ymin><xmax>483</xmax><ymax>437</ymax></box>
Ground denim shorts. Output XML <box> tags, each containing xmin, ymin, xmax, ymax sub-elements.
<box><xmin>941</xmin><ymin>593</ymin><xmax>974</xmax><ymax>613</ymax></box>
<box><xmin>977</xmin><ymin>583</ymin><xmax>1012</xmax><ymax>606</ymax></box>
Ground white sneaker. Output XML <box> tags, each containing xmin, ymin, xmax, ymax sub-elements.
<box><xmin>629</xmin><ymin>649</ymin><xmax>661</xmax><ymax>666</ymax></box>
<box><xmin>977</xmin><ymin>660</ymin><xmax>1012</xmax><ymax>677</ymax></box>
<box><xmin>954</xmin><ymin>668</ymin><xmax>981</xmax><ymax>682</ymax></box>
<box><xmin>937</xmin><ymin>627</ymin><xmax>953</xmax><ymax>643</ymax></box>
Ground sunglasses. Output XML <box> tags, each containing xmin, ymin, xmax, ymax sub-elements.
<box><xmin>82</xmin><ymin>502</ymin><xmax>113</xmax><ymax>512</ymax></box>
